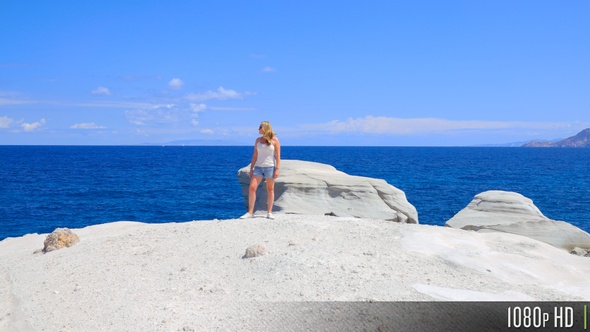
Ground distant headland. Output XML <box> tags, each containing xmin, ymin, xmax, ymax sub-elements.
<box><xmin>523</xmin><ymin>128</ymin><xmax>590</xmax><ymax>147</ymax></box>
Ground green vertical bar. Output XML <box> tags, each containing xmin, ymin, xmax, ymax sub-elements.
<box><xmin>585</xmin><ymin>304</ymin><xmax>587</xmax><ymax>330</ymax></box>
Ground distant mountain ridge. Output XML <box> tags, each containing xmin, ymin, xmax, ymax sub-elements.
<box><xmin>523</xmin><ymin>128</ymin><xmax>590</xmax><ymax>147</ymax></box>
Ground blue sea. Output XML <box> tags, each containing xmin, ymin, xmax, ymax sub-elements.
<box><xmin>1</xmin><ymin>146</ymin><xmax>589</xmax><ymax>241</ymax></box>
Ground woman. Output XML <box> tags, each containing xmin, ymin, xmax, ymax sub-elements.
<box><xmin>240</xmin><ymin>121</ymin><xmax>281</xmax><ymax>219</ymax></box>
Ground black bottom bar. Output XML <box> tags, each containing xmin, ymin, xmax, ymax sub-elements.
<box><xmin>227</xmin><ymin>302</ymin><xmax>587</xmax><ymax>332</ymax></box>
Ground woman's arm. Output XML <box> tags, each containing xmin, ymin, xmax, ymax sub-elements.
<box><xmin>273</xmin><ymin>137</ymin><xmax>281</xmax><ymax>178</ymax></box>
<box><xmin>249</xmin><ymin>138</ymin><xmax>259</xmax><ymax>178</ymax></box>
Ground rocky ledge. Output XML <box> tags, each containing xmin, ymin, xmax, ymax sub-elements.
<box><xmin>238</xmin><ymin>160</ymin><xmax>418</xmax><ymax>223</ymax></box>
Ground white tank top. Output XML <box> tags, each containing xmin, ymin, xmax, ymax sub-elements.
<box><xmin>255</xmin><ymin>140</ymin><xmax>275</xmax><ymax>167</ymax></box>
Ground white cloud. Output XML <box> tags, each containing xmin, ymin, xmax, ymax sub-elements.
<box><xmin>190</xmin><ymin>103</ymin><xmax>208</xmax><ymax>113</ymax></box>
<box><xmin>184</xmin><ymin>87</ymin><xmax>254</xmax><ymax>102</ymax></box>
<box><xmin>125</xmin><ymin>104</ymin><xmax>178</xmax><ymax>125</ymax></box>
<box><xmin>201</xmin><ymin>129</ymin><xmax>214</xmax><ymax>134</ymax></box>
<box><xmin>22</xmin><ymin>118</ymin><xmax>46</xmax><ymax>132</ymax></box>
<box><xmin>91</xmin><ymin>87</ymin><xmax>112</xmax><ymax>96</ymax></box>
<box><xmin>0</xmin><ymin>116</ymin><xmax>14</xmax><ymax>128</ymax></box>
<box><xmin>0</xmin><ymin>98</ymin><xmax>31</xmax><ymax>105</ymax></box>
<box><xmin>70</xmin><ymin>122</ymin><xmax>106</xmax><ymax>129</ymax></box>
<box><xmin>209</xmin><ymin>106</ymin><xmax>256</xmax><ymax>111</ymax></box>
<box><xmin>168</xmin><ymin>78</ymin><xmax>184</xmax><ymax>89</ymax></box>
<box><xmin>0</xmin><ymin>92</ymin><xmax>32</xmax><ymax>105</ymax></box>
<box><xmin>66</xmin><ymin>101</ymin><xmax>155</xmax><ymax>109</ymax></box>
<box><xmin>124</xmin><ymin>101</ymin><xmax>246</xmax><ymax>128</ymax></box>
<box><xmin>309</xmin><ymin>116</ymin><xmax>575</xmax><ymax>135</ymax></box>
<box><xmin>261</xmin><ymin>66</ymin><xmax>277</xmax><ymax>73</ymax></box>
<box><xmin>189</xmin><ymin>103</ymin><xmax>208</xmax><ymax>126</ymax></box>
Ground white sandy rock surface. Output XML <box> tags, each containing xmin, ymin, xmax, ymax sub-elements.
<box><xmin>1</xmin><ymin>215</ymin><xmax>589</xmax><ymax>331</ymax></box>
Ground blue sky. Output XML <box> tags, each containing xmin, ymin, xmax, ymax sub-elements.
<box><xmin>1</xmin><ymin>1</ymin><xmax>589</xmax><ymax>146</ymax></box>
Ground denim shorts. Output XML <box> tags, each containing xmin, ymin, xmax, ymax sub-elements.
<box><xmin>252</xmin><ymin>166</ymin><xmax>275</xmax><ymax>179</ymax></box>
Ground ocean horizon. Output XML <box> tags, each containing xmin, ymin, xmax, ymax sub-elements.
<box><xmin>1</xmin><ymin>145</ymin><xmax>588</xmax><ymax>240</ymax></box>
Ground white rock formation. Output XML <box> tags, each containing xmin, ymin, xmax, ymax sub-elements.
<box><xmin>237</xmin><ymin>160</ymin><xmax>418</xmax><ymax>223</ymax></box>
<box><xmin>446</xmin><ymin>190</ymin><xmax>590</xmax><ymax>251</ymax></box>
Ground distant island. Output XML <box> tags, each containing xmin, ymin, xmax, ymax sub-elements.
<box><xmin>523</xmin><ymin>128</ymin><xmax>590</xmax><ymax>147</ymax></box>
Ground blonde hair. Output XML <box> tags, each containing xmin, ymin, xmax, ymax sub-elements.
<box><xmin>259</xmin><ymin>121</ymin><xmax>275</xmax><ymax>145</ymax></box>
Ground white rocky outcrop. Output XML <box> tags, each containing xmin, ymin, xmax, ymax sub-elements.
<box><xmin>446</xmin><ymin>190</ymin><xmax>590</xmax><ymax>252</ymax></box>
<box><xmin>237</xmin><ymin>160</ymin><xmax>418</xmax><ymax>223</ymax></box>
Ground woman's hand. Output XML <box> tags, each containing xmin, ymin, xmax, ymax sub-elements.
<box><xmin>273</xmin><ymin>168</ymin><xmax>279</xmax><ymax>178</ymax></box>
<box><xmin>249</xmin><ymin>169</ymin><xmax>253</xmax><ymax>179</ymax></box>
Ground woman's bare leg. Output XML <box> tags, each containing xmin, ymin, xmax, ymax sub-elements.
<box><xmin>248</xmin><ymin>176</ymin><xmax>262</xmax><ymax>214</ymax></box>
<box><xmin>265</xmin><ymin>178</ymin><xmax>275</xmax><ymax>213</ymax></box>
